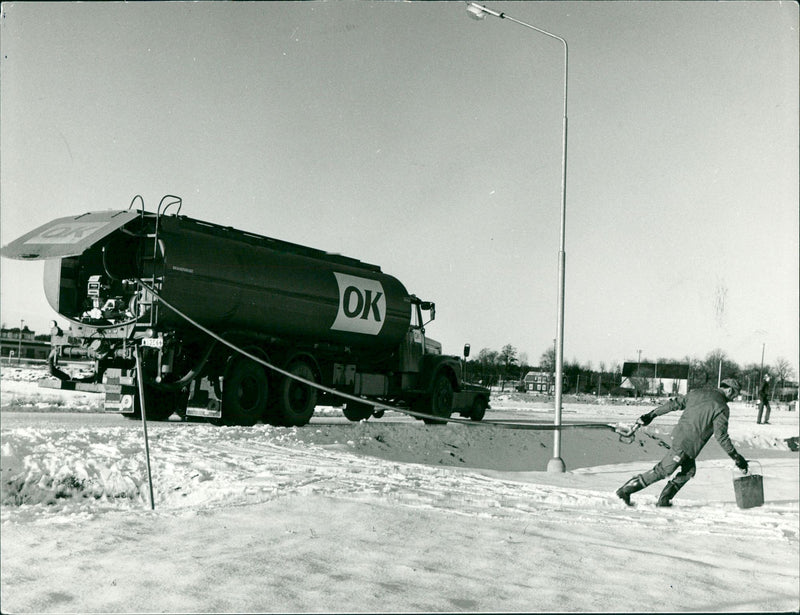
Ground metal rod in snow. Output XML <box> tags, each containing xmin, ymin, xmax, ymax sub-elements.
<box><xmin>135</xmin><ymin>345</ymin><xmax>156</xmax><ymax>511</ymax></box>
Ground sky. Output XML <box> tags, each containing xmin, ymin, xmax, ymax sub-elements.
<box><xmin>1</xmin><ymin>1</ymin><xmax>798</xmax><ymax>374</ymax></box>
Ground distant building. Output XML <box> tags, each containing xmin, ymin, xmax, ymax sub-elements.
<box><xmin>620</xmin><ymin>362</ymin><xmax>689</xmax><ymax>396</ymax></box>
<box><xmin>522</xmin><ymin>367</ymin><xmax>555</xmax><ymax>394</ymax></box>
<box><xmin>0</xmin><ymin>327</ymin><xmax>50</xmax><ymax>361</ymax></box>
<box><xmin>776</xmin><ymin>381</ymin><xmax>799</xmax><ymax>402</ymax></box>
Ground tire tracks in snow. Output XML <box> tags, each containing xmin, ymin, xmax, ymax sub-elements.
<box><xmin>2</xmin><ymin>421</ymin><xmax>797</xmax><ymax>554</ymax></box>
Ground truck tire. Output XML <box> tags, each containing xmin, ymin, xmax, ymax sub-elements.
<box><xmin>422</xmin><ymin>373</ymin><xmax>453</xmax><ymax>425</ymax></box>
<box><xmin>275</xmin><ymin>360</ymin><xmax>318</xmax><ymax>426</ymax></box>
<box><xmin>221</xmin><ymin>357</ymin><xmax>269</xmax><ymax>426</ymax></box>
<box><xmin>343</xmin><ymin>401</ymin><xmax>374</xmax><ymax>422</ymax></box>
<box><xmin>469</xmin><ymin>397</ymin><xmax>487</xmax><ymax>422</ymax></box>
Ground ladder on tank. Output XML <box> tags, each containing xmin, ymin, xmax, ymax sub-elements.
<box><xmin>129</xmin><ymin>195</ymin><xmax>182</xmax><ymax>332</ymax></box>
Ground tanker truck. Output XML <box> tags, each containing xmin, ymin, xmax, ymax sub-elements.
<box><xmin>1</xmin><ymin>196</ymin><xmax>490</xmax><ymax>427</ymax></box>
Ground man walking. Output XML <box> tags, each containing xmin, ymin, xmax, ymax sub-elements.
<box><xmin>616</xmin><ymin>378</ymin><xmax>748</xmax><ymax>507</ymax></box>
<box><xmin>757</xmin><ymin>374</ymin><xmax>772</xmax><ymax>424</ymax></box>
<box><xmin>48</xmin><ymin>320</ymin><xmax>64</xmax><ymax>367</ymax></box>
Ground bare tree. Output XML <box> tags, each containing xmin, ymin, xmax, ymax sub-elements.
<box><xmin>499</xmin><ymin>344</ymin><xmax>518</xmax><ymax>389</ymax></box>
<box><xmin>772</xmin><ymin>357</ymin><xmax>796</xmax><ymax>399</ymax></box>
<box><xmin>740</xmin><ymin>363</ymin><xmax>763</xmax><ymax>400</ymax></box>
<box><xmin>539</xmin><ymin>346</ymin><xmax>555</xmax><ymax>373</ymax></box>
<box><xmin>703</xmin><ymin>349</ymin><xmax>741</xmax><ymax>386</ymax></box>
<box><xmin>476</xmin><ymin>348</ymin><xmax>500</xmax><ymax>386</ymax></box>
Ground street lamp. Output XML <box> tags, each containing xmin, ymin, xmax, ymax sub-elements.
<box><xmin>18</xmin><ymin>319</ymin><xmax>24</xmax><ymax>364</ymax></box>
<box><xmin>466</xmin><ymin>2</ymin><xmax>569</xmax><ymax>472</ymax></box>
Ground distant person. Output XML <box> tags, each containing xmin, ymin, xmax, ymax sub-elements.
<box><xmin>48</xmin><ymin>320</ymin><xmax>64</xmax><ymax>366</ymax></box>
<box><xmin>757</xmin><ymin>374</ymin><xmax>772</xmax><ymax>424</ymax></box>
<box><xmin>615</xmin><ymin>379</ymin><xmax>748</xmax><ymax>507</ymax></box>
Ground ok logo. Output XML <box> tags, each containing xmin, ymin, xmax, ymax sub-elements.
<box><xmin>342</xmin><ymin>286</ymin><xmax>383</xmax><ymax>321</ymax></box>
<box><xmin>331</xmin><ymin>272</ymin><xmax>386</xmax><ymax>336</ymax></box>
<box><xmin>29</xmin><ymin>222</ymin><xmax>107</xmax><ymax>245</ymax></box>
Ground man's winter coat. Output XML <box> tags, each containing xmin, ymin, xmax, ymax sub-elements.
<box><xmin>650</xmin><ymin>388</ymin><xmax>737</xmax><ymax>460</ymax></box>
<box><xmin>758</xmin><ymin>380</ymin><xmax>770</xmax><ymax>403</ymax></box>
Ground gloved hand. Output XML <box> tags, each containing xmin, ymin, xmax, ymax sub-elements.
<box><xmin>638</xmin><ymin>411</ymin><xmax>656</xmax><ymax>426</ymax></box>
<box><xmin>733</xmin><ymin>453</ymin><xmax>749</xmax><ymax>473</ymax></box>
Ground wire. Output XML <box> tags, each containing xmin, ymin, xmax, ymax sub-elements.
<box><xmin>135</xmin><ymin>278</ymin><xmax>628</xmax><ymax>434</ymax></box>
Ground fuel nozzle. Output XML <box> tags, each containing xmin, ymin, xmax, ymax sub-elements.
<box><xmin>615</xmin><ymin>421</ymin><xmax>642</xmax><ymax>444</ymax></box>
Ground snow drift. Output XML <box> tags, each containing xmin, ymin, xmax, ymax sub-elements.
<box><xmin>1</xmin><ymin>366</ymin><xmax>797</xmax><ymax>612</ymax></box>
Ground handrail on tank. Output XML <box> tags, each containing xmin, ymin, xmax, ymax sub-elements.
<box><xmin>124</xmin><ymin>194</ymin><xmax>153</xmax><ymax>241</ymax></box>
<box><xmin>153</xmin><ymin>195</ymin><xmax>181</xmax><ymax>257</ymax></box>
<box><xmin>157</xmin><ymin>195</ymin><xmax>182</xmax><ymax>218</ymax></box>
<box><xmin>128</xmin><ymin>195</ymin><xmax>145</xmax><ymax>212</ymax></box>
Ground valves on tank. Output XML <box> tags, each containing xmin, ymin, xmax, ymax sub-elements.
<box><xmin>80</xmin><ymin>274</ymin><xmax>139</xmax><ymax>325</ymax></box>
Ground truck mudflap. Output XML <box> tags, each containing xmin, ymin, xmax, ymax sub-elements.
<box><xmin>102</xmin><ymin>368</ymin><xmax>137</xmax><ymax>413</ymax></box>
<box><xmin>184</xmin><ymin>377</ymin><xmax>222</xmax><ymax>419</ymax></box>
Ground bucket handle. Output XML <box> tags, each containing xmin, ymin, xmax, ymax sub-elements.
<box><xmin>732</xmin><ymin>459</ymin><xmax>762</xmax><ymax>478</ymax></box>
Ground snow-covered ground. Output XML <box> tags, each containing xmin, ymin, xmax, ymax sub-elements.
<box><xmin>1</xmin><ymin>365</ymin><xmax>798</xmax><ymax>612</ymax></box>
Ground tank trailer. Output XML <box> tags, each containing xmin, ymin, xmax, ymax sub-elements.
<box><xmin>2</xmin><ymin>198</ymin><xmax>490</xmax><ymax>426</ymax></box>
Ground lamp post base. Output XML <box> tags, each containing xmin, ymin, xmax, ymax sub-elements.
<box><xmin>547</xmin><ymin>457</ymin><xmax>566</xmax><ymax>473</ymax></box>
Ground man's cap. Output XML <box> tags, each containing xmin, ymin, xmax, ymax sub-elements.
<box><xmin>720</xmin><ymin>378</ymin><xmax>741</xmax><ymax>395</ymax></box>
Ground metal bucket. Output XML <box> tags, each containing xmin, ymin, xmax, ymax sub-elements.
<box><xmin>732</xmin><ymin>461</ymin><xmax>764</xmax><ymax>509</ymax></box>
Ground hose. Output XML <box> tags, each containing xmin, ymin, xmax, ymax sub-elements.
<box><xmin>134</xmin><ymin>278</ymin><xmax>631</xmax><ymax>435</ymax></box>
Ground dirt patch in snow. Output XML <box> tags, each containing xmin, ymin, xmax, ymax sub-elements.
<box><xmin>295</xmin><ymin>421</ymin><xmax>669</xmax><ymax>471</ymax></box>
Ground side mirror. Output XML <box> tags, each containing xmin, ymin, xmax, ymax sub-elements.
<box><xmin>463</xmin><ymin>343</ymin><xmax>471</xmax><ymax>359</ymax></box>
<box><xmin>420</xmin><ymin>301</ymin><xmax>436</xmax><ymax>321</ymax></box>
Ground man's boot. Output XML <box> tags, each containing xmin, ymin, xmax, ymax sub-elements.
<box><xmin>616</xmin><ymin>475</ymin><xmax>646</xmax><ymax>506</ymax></box>
<box><xmin>656</xmin><ymin>481</ymin><xmax>681</xmax><ymax>507</ymax></box>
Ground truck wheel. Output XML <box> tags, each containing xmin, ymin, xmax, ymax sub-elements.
<box><xmin>423</xmin><ymin>374</ymin><xmax>453</xmax><ymax>425</ymax></box>
<box><xmin>276</xmin><ymin>361</ymin><xmax>318</xmax><ymax>427</ymax></box>
<box><xmin>469</xmin><ymin>397</ymin><xmax>487</xmax><ymax>422</ymax></box>
<box><xmin>222</xmin><ymin>358</ymin><xmax>269</xmax><ymax>426</ymax></box>
<box><xmin>343</xmin><ymin>401</ymin><xmax>373</xmax><ymax>422</ymax></box>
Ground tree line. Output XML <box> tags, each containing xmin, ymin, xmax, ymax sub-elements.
<box><xmin>464</xmin><ymin>344</ymin><xmax>798</xmax><ymax>401</ymax></box>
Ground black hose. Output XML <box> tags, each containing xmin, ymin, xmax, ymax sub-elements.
<box><xmin>134</xmin><ymin>278</ymin><xmax>625</xmax><ymax>434</ymax></box>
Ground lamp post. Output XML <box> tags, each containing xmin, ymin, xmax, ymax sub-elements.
<box><xmin>17</xmin><ymin>319</ymin><xmax>24</xmax><ymax>364</ymax></box>
<box><xmin>466</xmin><ymin>2</ymin><xmax>569</xmax><ymax>472</ymax></box>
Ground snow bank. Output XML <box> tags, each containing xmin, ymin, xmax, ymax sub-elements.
<box><xmin>1</xmin><ymin>366</ymin><xmax>797</xmax><ymax>612</ymax></box>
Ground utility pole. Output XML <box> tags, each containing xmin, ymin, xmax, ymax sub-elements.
<box><xmin>655</xmin><ymin>359</ymin><xmax>659</xmax><ymax>397</ymax></box>
<box><xmin>17</xmin><ymin>319</ymin><xmax>24</xmax><ymax>364</ymax></box>
<box><xmin>636</xmin><ymin>349</ymin><xmax>642</xmax><ymax>398</ymax></box>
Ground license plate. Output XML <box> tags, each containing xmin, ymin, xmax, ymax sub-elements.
<box><xmin>141</xmin><ymin>337</ymin><xmax>163</xmax><ymax>348</ymax></box>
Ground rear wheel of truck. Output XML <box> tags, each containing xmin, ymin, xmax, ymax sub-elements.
<box><xmin>221</xmin><ymin>357</ymin><xmax>269</xmax><ymax>426</ymax></box>
<box><xmin>469</xmin><ymin>397</ymin><xmax>487</xmax><ymax>422</ymax></box>
<box><xmin>275</xmin><ymin>360</ymin><xmax>318</xmax><ymax>426</ymax></box>
<box><xmin>343</xmin><ymin>401</ymin><xmax>374</xmax><ymax>422</ymax></box>
<box><xmin>422</xmin><ymin>373</ymin><xmax>453</xmax><ymax>425</ymax></box>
